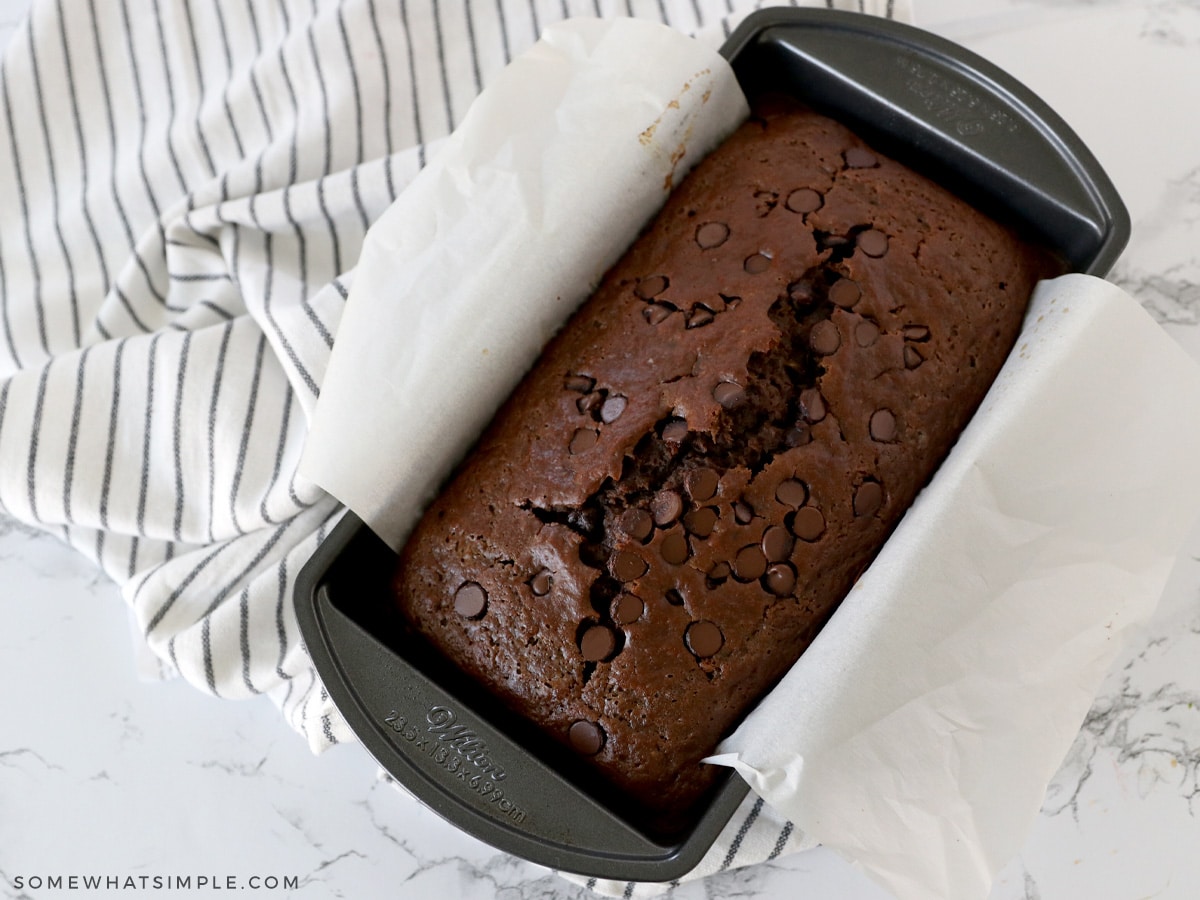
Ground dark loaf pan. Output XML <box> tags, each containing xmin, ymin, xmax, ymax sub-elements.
<box><xmin>294</xmin><ymin>7</ymin><xmax>1130</xmax><ymax>883</ymax></box>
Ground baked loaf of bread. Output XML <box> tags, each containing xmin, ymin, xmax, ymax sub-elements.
<box><xmin>392</xmin><ymin>97</ymin><xmax>1063</xmax><ymax>825</ymax></box>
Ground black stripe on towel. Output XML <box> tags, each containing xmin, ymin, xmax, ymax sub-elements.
<box><xmin>768</xmin><ymin>821</ymin><xmax>794</xmax><ymax>860</ymax></box>
<box><xmin>719</xmin><ymin>796</ymin><xmax>765</xmax><ymax>870</ymax></box>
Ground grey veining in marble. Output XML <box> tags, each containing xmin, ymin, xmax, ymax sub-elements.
<box><xmin>1048</xmin><ymin>612</ymin><xmax>1200</xmax><ymax>821</ymax></box>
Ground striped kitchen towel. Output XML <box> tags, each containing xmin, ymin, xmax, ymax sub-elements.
<box><xmin>0</xmin><ymin>0</ymin><xmax>907</xmax><ymax>893</ymax></box>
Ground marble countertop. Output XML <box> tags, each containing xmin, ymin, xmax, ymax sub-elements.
<box><xmin>4</xmin><ymin>1</ymin><xmax>1200</xmax><ymax>898</ymax></box>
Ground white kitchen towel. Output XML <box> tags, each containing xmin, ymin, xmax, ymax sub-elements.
<box><xmin>0</xmin><ymin>0</ymin><xmax>907</xmax><ymax>894</ymax></box>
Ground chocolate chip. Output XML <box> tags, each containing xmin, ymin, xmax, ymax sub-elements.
<box><xmin>529</xmin><ymin>569</ymin><xmax>553</xmax><ymax>596</ymax></box>
<box><xmin>686</xmin><ymin>305</ymin><xmax>715</xmax><ymax>329</ymax></box>
<box><xmin>683</xmin><ymin>506</ymin><xmax>718</xmax><ymax>538</ymax></box>
<box><xmin>763</xmin><ymin>563</ymin><xmax>797</xmax><ymax>596</ymax></box>
<box><xmin>686</xmin><ymin>620</ymin><xmax>724</xmax><ymax>658</ymax></box>
<box><xmin>733</xmin><ymin>500</ymin><xmax>755</xmax><ymax>524</ymax></box>
<box><xmin>613</xmin><ymin>593</ymin><xmax>643</xmax><ymax>624</ymax></box>
<box><xmin>855</xmin><ymin>320</ymin><xmax>880</xmax><ymax>347</ymax></box>
<box><xmin>610</xmin><ymin>549</ymin><xmax>648</xmax><ymax>582</ymax></box>
<box><xmin>707</xmin><ymin>561</ymin><xmax>731</xmax><ymax>583</ymax></box>
<box><xmin>810</xmin><ymin>319</ymin><xmax>840</xmax><ymax>355</ymax></box>
<box><xmin>453</xmin><ymin>582</ymin><xmax>487</xmax><ymax>618</ymax></box>
<box><xmin>569</xmin><ymin>720</ymin><xmax>605</xmax><ymax>755</ymax></box>
<box><xmin>788</xmin><ymin>279</ymin><xmax>814</xmax><ymax>303</ymax></box>
<box><xmin>800</xmin><ymin>388</ymin><xmax>826</xmax><ymax>423</ymax></box>
<box><xmin>661</xmin><ymin>418</ymin><xmax>688</xmax><ymax>442</ymax></box>
<box><xmin>844</xmin><ymin>147</ymin><xmax>878</xmax><ymax>168</ymax></box>
<box><xmin>600</xmin><ymin>394</ymin><xmax>627</xmax><ymax>423</ymax></box>
<box><xmin>784</xmin><ymin>187</ymin><xmax>823</xmax><ymax>214</ymax></box>
<box><xmin>685</xmin><ymin>467</ymin><xmax>719</xmax><ymax>502</ymax></box>
<box><xmin>569</xmin><ymin>428</ymin><xmax>598</xmax><ymax>454</ymax></box>
<box><xmin>686</xmin><ymin>472</ymin><xmax>720</xmax><ymax>508</ymax></box>
<box><xmin>713</xmin><ymin>381</ymin><xmax>745</xmax><ymax>408</ymax></box>
<box><xmin>579</xmin><ymin>623</ymin><xmax>617</xmax><ymax>661</ymax></box>
<box><xmin>791</xmin><ymin>506</ymin><xmax>826</xmax><ymax>541</ymax></box>
<box><xmin>734</xmin><ymin>545</ymin><xmax>767</xmax><ymax>581</ymax></box>
<box><xmin>665</xmin><ymin>588</ymin><xmax>686</xmax><ymax>606</ymax></box>
<box><xmin>635</xmin><ymin>275</ymin><xmax>669</xmax><ymax>299</ymax></box>
<box><xmin>869</xmin><ymin>409</ymin><xmax>897</xmax><ymax>442</ymax></box>
<box><xmin>696</xmin><ymin>221</ymin><xmax>730</xmax><ymax>249</ymax></box>
<box><xmin>744</xmin><ymin>253</ymin><xmax>771</xmax><ymax>274</ymax></box>
<box><xmin>903</xmin><ymin>325</ymin><xmax>930</xmax><ymax>341</ymax></box>
<box><xmin>857</xmin><ymin>229</ymin><xmax>889</xmax><ymax>258</ymax></box>
<box><xmin>619</xmin><ymin>508</ymin><xmax>653</xmax><ymax>541</ymax></box>
<box><xmin>828</xmin><ymin>278</ymin><xmax>861</xmax><ymax>309</ymax></box>
<box><xmin>643</xmin><ymin>303</ymin><xmax>673</xmax><ymax>325</ymax></box>
<box><xmin>904</xmin><ymin>345</ymin><xmax>924</xmax><ymax>369</ymax></box>
<box><xmin>579</xmin><ymin>543</ymin><xmax>609</xmax><ymax>568</ymax></box>
<box><xmin>660</xmin><ymin>532</ymin><xmax>690</xmax><ymax>565</ymax></box>
<box><xmin>563</xmin><ymin>374</ymin><xmax>595</xmax><ymax>393</ymax></box>
<box><xmin>761</xmin><ymin>525</ymin><xmax>794</xmax><ymax>562</ymax></box>
<box><xmin>576</xmin><ymin>392</ymin><xmax>602</xmax><ymax>416</ymax></box>
<box><xmin>854</xmin><ymin>480</ymin><xmax>884</xmax><ymax>517</ymax></box>
<box><xmin>785</xmin><ymin>424</ymin><xmax>813</xmax><ymax>447</ymax></box>
<box><xmin>775</xmin><ymin>478</ymin><xmax>808</xmax><ymax>507</ymax></box>
<box><xmin>651</xmin><ymin>490</ymin><xmax>683</xmax><ymax>526</ymax></box>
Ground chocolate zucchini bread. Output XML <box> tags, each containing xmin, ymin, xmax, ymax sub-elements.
<box><xmin>392</xmin><ymin>97</ymin><xmax>1063</xmax><ymax>824</ymax></box>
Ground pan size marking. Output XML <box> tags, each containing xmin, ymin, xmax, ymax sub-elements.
<box><xmin>383</xmin><ymin>706</ymin><xmax>528</xmax><ymax>824</ymax></box>
<box><xmin>895</xmin><ymin>56</ymin><xmax>1020</xmax><ymax>137</ymax></box>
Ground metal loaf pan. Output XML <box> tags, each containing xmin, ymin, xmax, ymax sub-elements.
<box><xmin>295</xmin><ymin>8</ymin><xmax>1129</xmax><ymax>883</ymax></box>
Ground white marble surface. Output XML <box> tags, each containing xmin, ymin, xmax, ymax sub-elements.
<box><xmin>4</xmin><ymin>1</ymin><xmax>1200</xmax><ymax>898</ymax></box>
